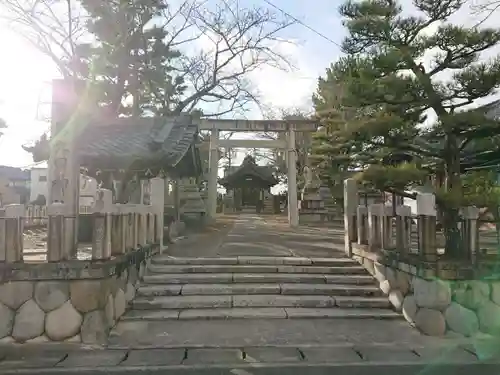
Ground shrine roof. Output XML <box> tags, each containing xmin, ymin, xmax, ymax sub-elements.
<box><xmin>219</xmin><ymin>156</ymin><xmax>278</xmax><ymax>188</ymax></box>
<box><xmin>75</xmin><ymin>115</ymin><xmax>201</xmax><ymax>175</ymax></box>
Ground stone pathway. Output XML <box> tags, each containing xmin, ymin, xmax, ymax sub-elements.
<box><xmin>110</xmin><ymin>214</ymin><xmax>451</xmax><ymax>348</ymax></box>
<box><xmin>166</xmin><ymin>214</ymin><xmax>346</xmax><ymax>259</ymax></box>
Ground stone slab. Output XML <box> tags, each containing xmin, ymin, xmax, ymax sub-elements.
<box><xmin>233</xmin><ymin>273</ymin><xmax>326</xmax><ymax>284</ymax></box>
<box><xmin>152</xmin><ymin>257</ymin><xmax>239</xmax><ymax>265</ymax></box>
<box><xmin>233</xmin><ymin>295</ymin><xmax>336</xmax><ymax>308</ymax></box>
<box><xmin>137</xmin><ymin>285</ymin><xmax>182</xmax><ymax>297</ymax></box>
<box><xmin>181</xmin><ymin>283</ymin><xmax>281</xmax><ymax>295</ymax></box>
<box><xmin>280</xmin><ymin>283</ymin><xmax>379</xmax><ymax>296</ymax></box>
<box><xmin>284</xmin><ymin>308</ymin><xmax>400</xmax><ymax>319</ymax></box>
<box><xmin>335</xmin><ymin>296</ymin><xmax>390</xmax><ymax>308</ymax></box>
<box><xmin>277</xmin><ymin>266</ymin><xmax>365</xmax><ymax>274</ymax></box>
<box><xmin>121</xmin><ymin>310</ymin><xmax>180</xmax><ymax>321</ymax></box>
<box><xmin>183</xmin><ymin>348</ymin><xmax>244</xmax><ymax>364</ymax></box>
<box><xmin>178</xmin><ymin>308</ymin><xmax>287</xmax><ymax>320</ymax></box>
<box><xmin>57</xmin><ymin>350</ymin><xmax>128</xmax><ymax>367</ymax></box>
<box><xmin>121</xmin><ymin>349</ymin><xmax>184</xmax><ymax>366</ymax></box>
<box><xmin>0</xmin><ymin>352</ymin><xmax>66</xmax><ymax>369</ymax></box>
<box><xmin>355</xmin><ymin>345</ymin><xmax>420</xmax><ymax>362</ymax></box>
<box><xmin>281</xmin><ymin>257</ymin><xmax>313</xmax><ymax>265</ymax></box>
<box><xmin>107</xmin><ymin>317</ymin><xmax>447</xmax><ymax>348</ymax></box>
<box><xmin>325</xmin><ymin>275</ymin><xmax>375</xmax><ymax>285</ymax></box>
<box><xmin>237</xmin><ymin>256</ymin><xmax>285</xmax><ymax>265</ymax></box>
<box><xmin>149</xmin><ymin>265</ymin><xmax>280</xmax><ymax>274</ymax></box>
<box><xmin>300</xmin><ymin>346</ymin><xmax>362</xmax><ymax>363</ymax></box>
<box><xmin>144</xmin><ymin>273</ymin><xmax>233</xmax><ymax>284</ymax></box>
<box><xmin>133</xmin><ymin>295</ymin><xmax>232</xmax><ymax>309</ymax></box>
<box><xmin>244</xmin><ymin>347</ymin><xmax>303</xmax><ymax>363</ymax></box>
<box><xmin>310</xmin><ymin>258</ymin><xmax>357</xmax><ymax>266</ymax></box>
<box><xmin>412</xmin><ymin>346</ymin><xmax>478</xmax><ymax>363</ymax></box>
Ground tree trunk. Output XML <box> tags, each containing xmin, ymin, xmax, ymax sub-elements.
<box><xmin>442</xmin><ymin>134</ymin><xmax>464</xmax><ymax>259</ymax></box>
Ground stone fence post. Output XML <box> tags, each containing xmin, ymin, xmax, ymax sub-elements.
<box><xmin>111</xmin><ymin>204</ymin><xmax>126</xmax><ymax>256</ymax></box>
<box><xmin>0</xmin><ymin>204</ymin><xmax>24</xmax><ymax>262</ymax></box>
<box><xmin>33</xmin><ymin>206</ymin><xmax>43</xmax><ymax>225</ymax></box>
<box><xmin>124</xmin><ymin>204</ymin><xmax>136</xmax><ymax>251</ymax></box>
<box><xmin>416</xmin><ymin>193</ymin><xmax>437</xmax><ymax>259</ymax></box>
<box><xmin>344</xmin><ymin>179</ymin><xmax>359</xmax><ymax>256</ymax></box>
<box><xmin>368</xmin><ymin>203</ymin><xmax>383</xmax><ymax>250</ymax></box>
<box><xmin>395</xmin><ymin>205</ymin><xmax>412</xmax><ymax>254</ymax></box>
<box><xmin>92</xmin><ymin>189</ymin><xmax>112</xmax><ymax>260</ymax></box>
<box><xmin>137</xmin><ymin>205</ymin><xmax>148</xmax><ymax>247</ymax></box>
<box><xmin>356</xmin><ymin>205</ymin><xmax>368</xmax><ymax>245</ymax></box>
<box><xmin>150</xmin><ymin>177</ymin><xmax>165</xmax><ymax>252</ymax></box>
<box><xmin>25</xmin><ymin>205</ymin><xmax>33</xmax><ymax>227</ymax></box>
<box><xmin>47</xmin><ymin>203</ymin><xmax>67</xmax><ymax>261</ymax></box>
<box><xmin>146</xmin><ymin>206</ymin><xmax>155</xmax><ymax>244</ymax></box>
<box><xmin>380</xmin><ymin>205</ymin><xmax>393</xmax><ymax>250</ymax></box>
<box><xmin>41</xmin><ymin>206</ymin><xmax>48</xmax><ymax>226</ymax></box>
<box><xmin>461</xmin><ymin>206</ymin><xmax>479</xmax><ymax>263</ymax></box>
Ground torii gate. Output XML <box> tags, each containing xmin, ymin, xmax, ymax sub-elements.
<box><xmin>195</xmin><ymin>118</ymin><xmax>318</xmax><ymax>227</ymax></box>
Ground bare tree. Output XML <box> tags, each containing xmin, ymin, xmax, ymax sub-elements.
<box><xmin>470</xmin><ymin>0</ymin><xmax>500</xmax><ymax>27</ymax></box>
<box><xmin>0</xmin><ymin>0</ymin><xmax>87</xmax><ymax>77</ymax></box>
<box><xmin>170</xmin><ymin>0</ymin><xmax>296</xmax><ymax>117</ymax></box>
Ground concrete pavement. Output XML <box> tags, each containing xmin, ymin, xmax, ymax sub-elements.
<box><xmin>1</xmin><ymin>343</ymin><xmax>500</xmax><ymax>374</ymax></box>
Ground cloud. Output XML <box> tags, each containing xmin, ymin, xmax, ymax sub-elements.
<box><xmin>192</xmin><ymin>31</ymin><xmax>319</xmax><ymax>117</ymax></box>
<box><xmin>247</xmin><ymin>40</ymin><xmax>318</xmax><ymax>113</ymax></box>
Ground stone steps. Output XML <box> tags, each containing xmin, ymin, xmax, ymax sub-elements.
<box><xmin>121</xmin><ymin>255</ymin><xmax>396</xmax><ymax>322</ymax></box>
<box><xmin>147</xmin><ymin>264</ymin><xmax>367</xmax><ymax>275</ymax></box>
<box><xmin>121</xmin><ymin>307</ymin><xmax>400</xmax><ymax>321</ymax></box>
<box><xmin>132</xmin><ymin>295</ymin><xmax>390</xmax><ymax>310</ymax></box>
<box><xmin>137</xmin><ymin>283</ymin><xmax>381</xmax><ymax>297</ymax></box>
<box><xmin>151</xmin><ymin>256</ymin><xmax>357</xmax><ymax>266</ymax></box>
<box><xmin>143</xmin><ymin>273</ymin><xmax>374</xmax><ymax>284</ymax></box>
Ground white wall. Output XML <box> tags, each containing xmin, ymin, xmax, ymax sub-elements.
<box><xmin>29</xmin><ymin>168</ymin><xmax>98</xmax><ymax>205</ymax></box>
<box><xmin>29</xmin><ymin>168</ymin><xmax>48</xmax><ymax>202</ymax></box>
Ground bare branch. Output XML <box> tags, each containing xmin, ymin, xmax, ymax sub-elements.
<box><xmin>0</xmin><ymin>0</ymin><xmax>87</xmax><ymax>77</ymax></box>
<box><xmin>470</xmin><ymin>0</ymin><xmax>500</xmax><ymax>27</ymax></box>
<box><xmin>171</xmin><ymin>0</ymin><xmax>297</xmax><ymax>116</ymax></box>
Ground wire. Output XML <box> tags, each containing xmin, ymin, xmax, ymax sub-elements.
<box><xmin>263</xmin><ymin>0</ymin><xmax>342</xmax><ymax>48</ymax></box>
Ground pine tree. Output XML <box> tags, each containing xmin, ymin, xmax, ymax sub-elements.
<box><xmin>315</xmin><ymin>0</ymin><xmax>500</xmax><ymax>257</ymax></box>
<box><xmin>75</xmin><ymin>0</ymin><xmax>185</xmax><ymax>116</ymax></box>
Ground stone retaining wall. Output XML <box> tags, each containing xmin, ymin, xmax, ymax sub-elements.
<box><xmin>0</xmin><ymin>246</ymin><xmax>155</xmax><ymax>344</ymax></box>
<box><xmin>352</xmin><ymin>247</ymin><xmax>500</xmax><ymax>338</ymax></box>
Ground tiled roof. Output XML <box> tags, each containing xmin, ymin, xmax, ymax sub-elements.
<box><xmin>76</xmin><ymin>115</ymin><xmax>198</xmax><ymax>169</ymax></box>
<box><xmin>219</xmin><ymin>156</ymin><xmax>278</xmax><ymax>187</ymax></box>
<box><xmin>0</xmin><ymin>166</ymin><xmax>30</xmax><ymax>181</ymax></box>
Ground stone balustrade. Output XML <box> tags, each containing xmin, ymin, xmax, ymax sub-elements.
<box><xmin>24</xmin><ymin>205</ymin><xmax>48</xmax><ymax>228</ymax></box>
<box><xmin>342</xmin><ymin>178</ymin><xmax>499</xmax><ymax>338</ymax></box>
<box><xmin>24</xmin><ymin>204</ymin><xmax>96</xmax><ymax>229</ymax></box>
<box><xmin>0</xmin><ymin>178</ymin><xmax>166</xmax><ymax>345</ymax></box>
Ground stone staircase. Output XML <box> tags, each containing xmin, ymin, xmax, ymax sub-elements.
<box><xmin>122</xmin><ymin>255</ymin><xmax>399</xmax><ymax>321</ymax></box>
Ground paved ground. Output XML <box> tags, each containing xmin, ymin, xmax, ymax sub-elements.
<box><xmin>166</xmin><ymin>214</ymin><xmax>346</xmax><ymax>259</ymax></box>
<box><xmin>0</xmin><ymin>342</ymin><xmax>499</xmax><ymax>374</ymax></box>
<box><xmin>110</xmin><ymin>214</ymin><xmax>447</xmax><ymax>348</ymax></box>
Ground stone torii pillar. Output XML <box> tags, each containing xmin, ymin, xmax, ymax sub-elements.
<box><xmin>207</xmin><ymin>129</ymin><xmax>219</xmax><ymax>218</ymax></box>
<box><xmin>47</xmin><ymin>79</ymin><xmax>82</xmax><ymax>260</ymax></box>
<box><xmin>286</xmin><ymin>129</ymin><xmax>299</xmax><ymax>227</ymax></box>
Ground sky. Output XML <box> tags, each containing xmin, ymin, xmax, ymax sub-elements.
<box><xmin>0</xmin><ymin>0</ymin><xmax>497</xmax><ymax>169</ymax></box>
